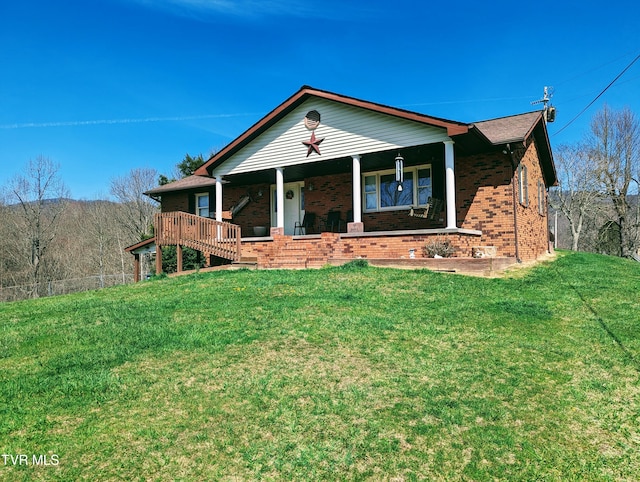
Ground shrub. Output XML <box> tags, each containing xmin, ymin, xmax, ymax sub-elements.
<box><xmin>340</xmin><ymin>259</ymin><xmax>369</xmax><ymax>269</ymax></box>
<box><xmin>423</xmin><ymin>237</ymin><xmax>455</xmax><ymax>258</ymax></box>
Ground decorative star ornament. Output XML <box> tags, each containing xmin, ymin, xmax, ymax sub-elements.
<box><xmin>302</xmin><ymin>131</ymin><xmax>324</xmax><ymax>157</ymax></box>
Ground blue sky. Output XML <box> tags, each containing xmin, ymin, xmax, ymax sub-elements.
<box><xmin>1</xmin><ymin>0</ymin><xmax>638</xmax><ymax>199</ymax></box>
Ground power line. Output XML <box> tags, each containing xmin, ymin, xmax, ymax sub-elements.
<box><xmin>553</xmin><ymin>53</ymin><xmax>640</xmax><ymax>137</ymax></box>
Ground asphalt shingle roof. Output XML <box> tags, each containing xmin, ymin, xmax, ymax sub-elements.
<box><xmin>473</xmin><ymin>111</ymin><xmax>542</xmax><ymax>145</ymax></box>
<box><xmin>144</xmin><ymin>175</ymin><xmax>217</xmax><ymax>196</ymax></box>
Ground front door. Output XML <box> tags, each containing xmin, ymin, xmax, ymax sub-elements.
<box><xmin>271</xmin><ymin>182</ymin><xmax>304</xmax><ymax>235</ymax></box>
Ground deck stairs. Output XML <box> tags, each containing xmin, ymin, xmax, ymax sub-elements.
<box><xmin>155</xmin><ymin>211</ymin><xmax>242</xmax><ymax>262</ymax></box>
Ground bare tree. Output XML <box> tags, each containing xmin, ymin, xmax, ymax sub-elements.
<box><xmin>109</xmin><ymin>168</ymin><xmax>159</xmax><ymax>242</ymax></box>
<box><xmin>7</xmin><ymin>156</ymin><xmax>69</xmax><ymax>297</ymax></box>
<box><xmin>588</xmin><ymin>105</ymin><xmax>640</xmax><ymax>257</ymax></box>
<box><xmin>77</xmin><ymin>200</ymin><xmax>134</xmax><ymax>287</ymax></box>
<box><xmin>550</xmin><ymin>143</ymin><xmax>603</xmax><ymax>251</ymax></box>
<box><xmin>0</xmin><ymin>195</ymin><xmax>10</xmax><ymax>288</ymax></box>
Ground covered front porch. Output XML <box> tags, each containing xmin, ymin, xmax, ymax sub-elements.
<box><xmin>209</xmin><ymin>141</ymin><xmax>461</xmax><ymax>238</ymax></box>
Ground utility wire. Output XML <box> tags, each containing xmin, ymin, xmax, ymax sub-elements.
<box><xmin>553</xmin><ymin>53</ymin><xmax>640</xmax><ymax>137</ymax></box>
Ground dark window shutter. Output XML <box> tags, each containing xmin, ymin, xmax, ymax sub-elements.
<box><xmin>188</xmin><ymin>193</ymin><xmax>195</xmax><ymax>214</ymax></box>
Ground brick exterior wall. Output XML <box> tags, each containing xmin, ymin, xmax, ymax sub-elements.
<box><xmin>241</xmin><ymin>231</ymin><xmax>482</xmax><ymax>269</ymax></box>
<box><xmin>513</xmin><ymin>141</ymin><xmax>550</xmax><ymax>260</ymax></box>
<box><xmin>456</xmin><ymin>153</ymin><xmax>517</xmax><ymax>258</ymax></box>
<box><xmin>160</xmin><ymin>191</ymin><xmax>189</xmax><ymax>213</ymax></box>
<box><xmin>304</xmin><ymin>173</ymin><xmax>352</xmax><ymax>227</ymax></box>
<box><xmin>222</xmin><ymin>183</ymin><xmax>272</xmax><ymax>236</ymax></box>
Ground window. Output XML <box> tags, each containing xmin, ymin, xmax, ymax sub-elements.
<box><xmin>195</xmin><ymin>193</ymin><xmax>209</xmax><ymax>217</ymax></box>
<box><xmin>363</xmin><ymin>165</ymin><xmax>432</xmax><ymax>212</ymax></box>
<box><xmin>517</xmin><ymin>164</ymin><xmax>528</xmax><ymax>206</ymax></box>
<box><xmin>538</xmin><ymin>180</ymin><xmax>546</xmax><ymax>215</ymax></box>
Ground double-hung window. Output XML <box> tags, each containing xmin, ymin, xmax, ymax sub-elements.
<box><xmin>517</xmin><ymin>164</ymin><xmax>528</xmax><ymax>206</ymax></box>
<box><xmin>537</xmin><ymin>180</ymin><xmax>546</xmax><ymax>215</ymax></box>
<box><xmin>195</xmin><ymin>193</ymin><xmax>209</xmax><ymax>218</ymax></box>
<box><xmin>364</xmin><ymin>165</ymin><xmax>432</xmax><ymax>212</ymax></box>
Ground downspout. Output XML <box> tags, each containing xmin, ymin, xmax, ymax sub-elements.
<box><xmin>505</xmin><ymin>143</ymin><xmax>522</xmax><ymax>263</ymax></box>
<box><xmin>546</xmin><ymin>187</ymin><xmax>552</xmax><ymax>254</ymax></box>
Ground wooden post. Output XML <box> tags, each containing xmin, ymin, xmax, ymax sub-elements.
<box><xmin>156</xmin><ymin>244</ymin><xmax>163</xmax><ymax>275</ymax></box>
<box><xmin>134</xmin><ymin>253</ymin><xmax>140</xmax><ymax>282</ymax></box>
<box><xmin>176</xmin><ymin>213</ymin><xmax>183</xmax><ymax>273</ymax></box>
<box><xmin>236</xmin><ymin>226</ymin><xmax>242</xmax><ymax>261</ymax></box>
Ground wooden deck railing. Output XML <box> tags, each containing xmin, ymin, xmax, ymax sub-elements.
<box><xmin>155</xmin><ymin>212</ymin><xmax>241</xmax><ymax>261</ymax></box>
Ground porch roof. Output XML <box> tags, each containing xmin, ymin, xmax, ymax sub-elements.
<box><xmin>125</xmin><ymin>236</ymin><xmax>156</xmax><ymax>254</ymax></box>
<box><xmin>144</xmin><ymin>175</ymin><xmax>218</xmax><ymax>199</ymax></box>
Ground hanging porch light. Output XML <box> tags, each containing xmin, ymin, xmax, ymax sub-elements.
<box><xmin>395</xmin><ymin>153</ymin><xmax>404</xmax><ymax>191</ymax></box>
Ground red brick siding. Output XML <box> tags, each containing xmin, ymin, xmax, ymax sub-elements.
<box><xmin>513</xmin><ymin>142</ymin><xmax>550</xmax><ymax>260</ymax></box>
<box><xmin>304</xmin><ymin>173</ymin><xmax>352</xmax><ymax>228</ymax></box>
<box><xmin>241</xmin><ymin>232</ymin><xmax>482</xmax><ymax>268</ymax></box>
<box><xmin>222</xmin><ymin>183</ymin><xmax>272</xmax><ymax>235</ymax></box>
<box><xmin>456</xmin><ymin>153</ymin><xmax>517</xmax><ymax>258</ymax></box>
<box><xmin>160</xmin><ymin>192</ymin><xmax>189</xmax><ymax>213</ymax></box>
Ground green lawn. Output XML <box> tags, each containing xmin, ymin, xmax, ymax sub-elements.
<box><xmin>1</xmin><ymin>252</ymin><xmax>639</xmax><ymax>481</ymax></box>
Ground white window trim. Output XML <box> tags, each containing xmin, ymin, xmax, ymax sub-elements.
<box><xmin>517</xmin><ymin>164</ymin><xmax>528</xmax><ymax>207</ymax></box>
<box><xmin>195</xmin><ymin>192</ymin><xmax>210</xmax><ymax>218</ymax></box>
<box><xmin>363</xmin><ymin>164</ymin><xmax>432</xmax><ymax>213</ymax></box>
<box><xmin>537</xmin><ymin>180</ymin><xmax>546</xmax><ymax>215</ymax></box>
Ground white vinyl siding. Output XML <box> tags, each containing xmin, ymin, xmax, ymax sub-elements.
<box><xmin>211</xmin><ymin>98</ymin><xmax>449</xmax><ymax>177</ymax></box>
<box><xmin>363</xmin><ymin>165</ymin><xmax>432</xmax><ymax>212</ymax></box>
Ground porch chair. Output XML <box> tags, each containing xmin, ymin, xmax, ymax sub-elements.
<box><xmin>427</xmin><ymin>197</ymin><xmax>444</xmax><ymax>220</ymax></box>
<box><xmin>408</xmin><ymin>197</ymin><xmax>444</xmax><ymax>220</ymax></box>
<box><xmin>320</xmin><ymin>211</ymin><xmax>344</xmax><ymax>232</ymax></box>
<box><xmin>293</xmin><ymin>212</ymin><xmax>316</xmax><ymax>235</ymax></box>
<box><xmin>408</xmin><ymin>204</ymin><xmax>431</xmax><ymax>219</ymax></box>
<box><xmin>346</xmin><ymin>210</ymin><xmax>353</xmax><ymax>223</ymax></box>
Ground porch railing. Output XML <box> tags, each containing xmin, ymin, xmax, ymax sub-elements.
<box><xmin>155</xmin><ymin>211</ymin><xmax>242</xmax><ymax>261</ymax></box>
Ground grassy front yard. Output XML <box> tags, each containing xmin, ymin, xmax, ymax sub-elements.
<box><xmin>1</xmin><ymin>252</ymin><xmax>639</xmax><ymax>480</ymax></box>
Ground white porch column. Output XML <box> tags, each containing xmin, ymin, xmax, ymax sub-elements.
<box><xmin>444</xmin><ymin>140</ymin><xmax>457</xmax><ymax>229</ymax></box>
<box><xmin>275</xmin><ymin>167</ymin><xmax>285</xmax><ymax>229</ymax></box>
<box><xmin>351</xmin><ymin>155</ymin><xmax>362</xmax><ymax>223</ymax></box>
<box><xmin>215</xmin><ymin>175</ymin><xmax>223</xmax><ymax>222</ymax></box>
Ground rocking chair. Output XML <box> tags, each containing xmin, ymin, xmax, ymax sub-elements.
<box><xmin>408</xmin><ymin>197</ymin><xmax>444</xmax><ymax>220</ymax></box>
<box><xmin>293</xmin><ymin>212</ymin><xmax>316</xmax><ymax>235</ymax></box>
<box><xmin>320</xmin><ymin>211</ymin><xmax>344</xmax><ymax>232</ymax></box>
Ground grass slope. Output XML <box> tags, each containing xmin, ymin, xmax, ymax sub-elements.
<box><xmin>1</xmin><ymin>252</ymin><xmax>639</xmax><ymax>481</ymax></box>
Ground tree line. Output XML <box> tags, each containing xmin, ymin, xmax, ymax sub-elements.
<box><xmin>0</xmin><ymin>153</ymin><xmax>208</xmax><ymax>301</ymax></box>
<box><xmin>551</xmin><ymin>105</ymin><xmax>640</xmax><ymax>258</ymax></box>
<box><xmin>0</xmin><ymin>158</ymin><xmax>159</xmax><ymax>300</ymax></box>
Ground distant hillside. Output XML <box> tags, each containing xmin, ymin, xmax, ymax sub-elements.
<box><xmin>4</xmin><ymin>197</ymin><xmax>119</xmax><ymax>208</ymax></box>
